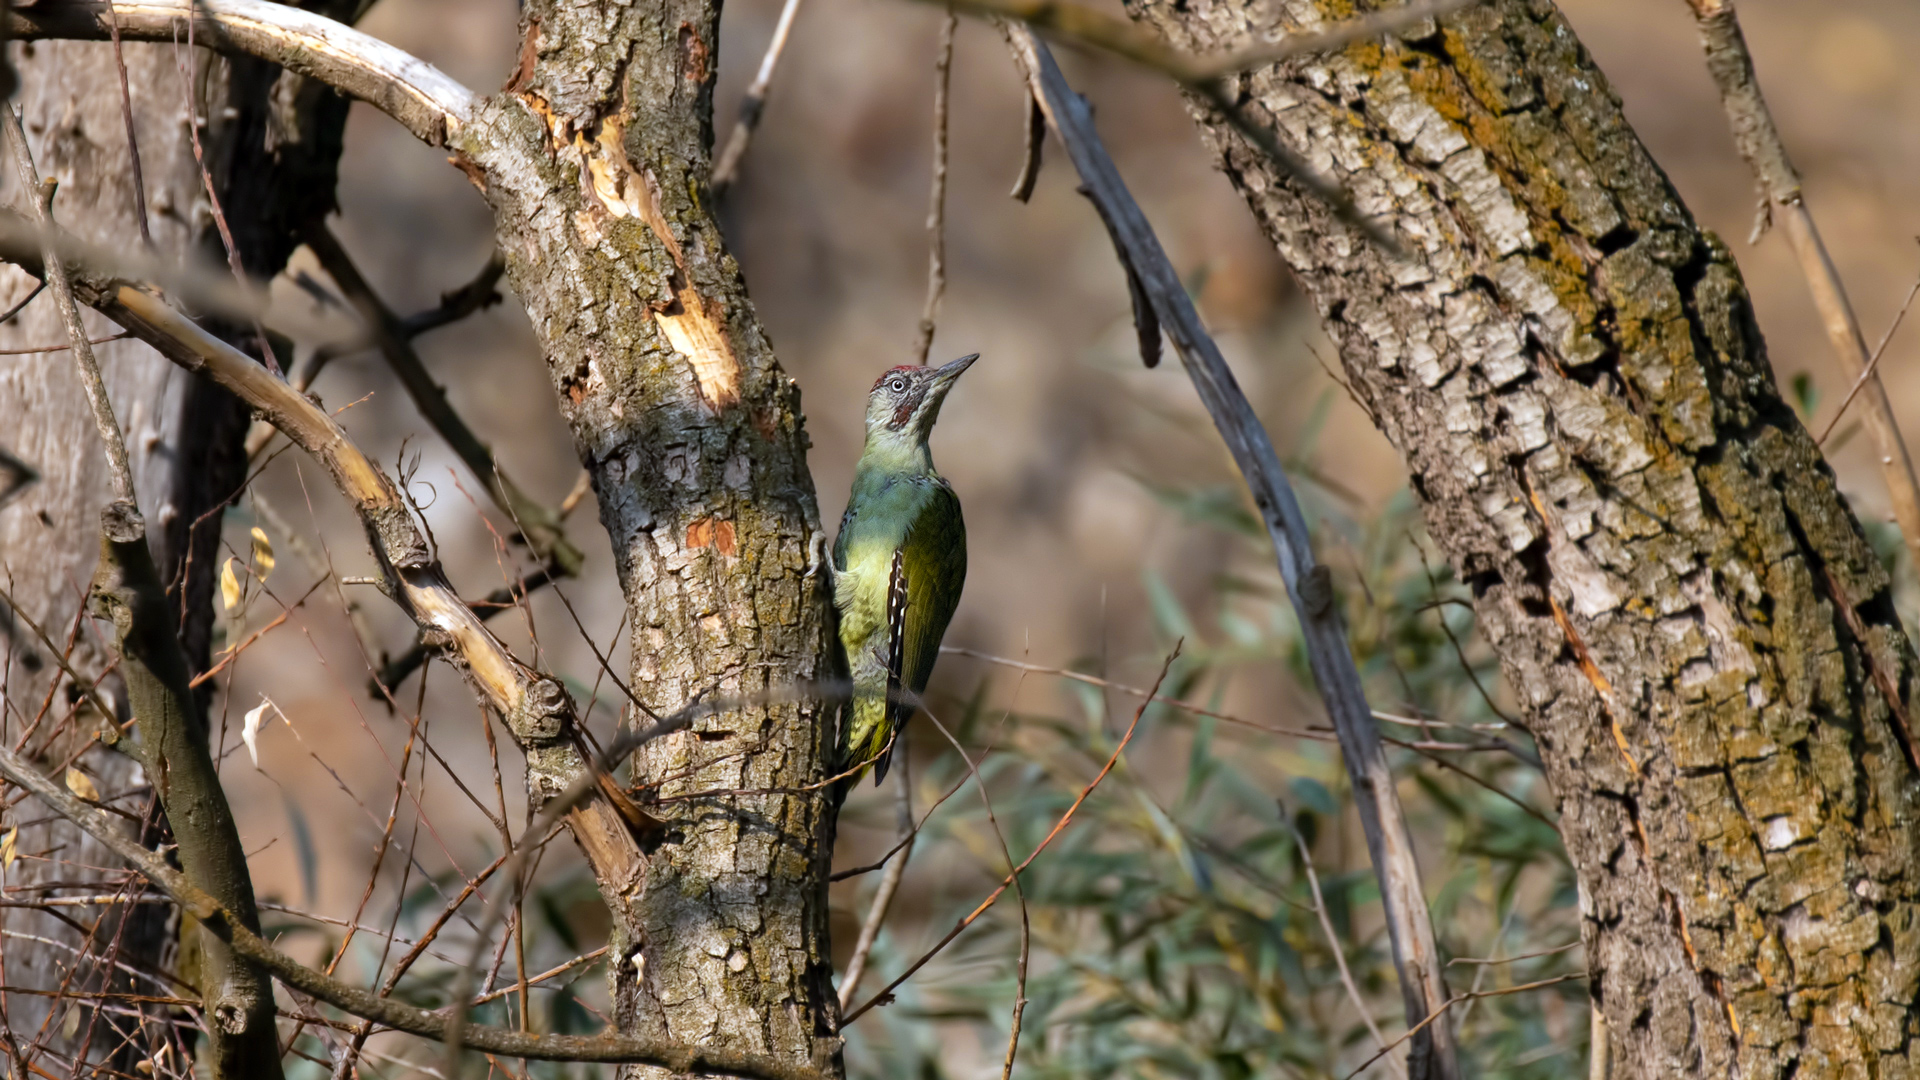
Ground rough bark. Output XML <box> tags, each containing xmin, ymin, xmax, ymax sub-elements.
<box><xmin>1119</xmin><ymin>0</ymin><xmax>1920</xmax><ymax>1076</ymax></box>
<box><xmin>0</xmin><ymin>26</ymin><xmax>347</xmax><ymax>1073</ymax></box>
<box><xmin>450</xmin><ymin>4</ymin><xmax>841</xmax><ymax>1076</ymax></box>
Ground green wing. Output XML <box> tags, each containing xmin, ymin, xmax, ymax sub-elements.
<box><xmin>895</xmin><ymin>480</ymin><xmax>966</xmax><ymax>703</ymax></box>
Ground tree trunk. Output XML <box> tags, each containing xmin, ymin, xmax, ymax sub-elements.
<box><xmin>0</xmin><ymin>28</ymin><xmax>346</xmax><ymax>1070</ymax></box>
<box><xmin>1119</xmin><ymin>0</ymin><xmax>1920</xmax><ymax>1076</ymax></box>
<box><xmin>452</xmin><ymin>4</ymin><xmax>841</xmax><ymax>1076</ymax></box>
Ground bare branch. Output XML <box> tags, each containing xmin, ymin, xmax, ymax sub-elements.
<box><xmin>1818</xmin><ymin>259</ymin><xmax>1920</xmax><ymax>446</ymax></box>
<box><xmin>9</xmin><ymin>0</ymin><xmax>474</xmax><ymax>146</ymax></box>
<box><xmin>1001</xmin><ymin>28</ymin><xmax>1460</xmax><ymax>1077</ymax></box>
<box><xmin>911</xmin><ymin>9</ymin><xmax>958</xmax><ymax>366</ymax></box>
<box><xmin>1279</xmin><ymin>798</ymin><xmax>1396</xmax><ymax>1070</ymax></box>
<box><xmin>103</xmin><ymin>1</ymin><xmax>152</xmax><ymax>249</ymax></box>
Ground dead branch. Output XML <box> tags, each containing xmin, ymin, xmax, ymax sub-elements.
<box><xmin>1001</xmin><ymin>27</ymin><xmax>1460</xmax><ymax>1078</ymax></box>
<box><xmin>9</xmin><ymin>0</ymin><xmax>473</xmax><ymax>146</ymax></box>
<box><xmin>911</xmin><ymin>9</ymin><xmax>958</xmax><ymax>366</ymax></box>
<box><xmin>836</xmin><ymin>750</ymin><xmax>915</xmax><ymax>1011</ymax></box>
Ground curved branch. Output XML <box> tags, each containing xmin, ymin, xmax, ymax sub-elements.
<box><xmin>0</xmin><ymin>739</ymin><xmax>823</xmax><ymax>1080</ymax></box>
<box><xmin>8</xmin><ymin>0</ymin><xmax>473</xmax><ymax>146</ymax></box>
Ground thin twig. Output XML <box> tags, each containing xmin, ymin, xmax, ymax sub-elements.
<box><xmin>1818</xmin><ymin>260</ymin><xmax>1920</xmax><ymax>446</ymax></box>
<box><xmin>176</xmin><ymin>14</ymin><xmax>281</xmax><ymax>374</ymax></box>
<box><xmin>0</xmin><ymin>280</ymin><xmax>42</xmax><ymax>325</ymax></box>
<box><xmin>1</xmin><ymin>107</ymin><xmax>134</xmax><ymax>505</ymax></box>
<box><xmin>104</xmin><ymin>0</ymin><xmax>152</xmax><ymax>248</ymax></box>
<box><xmin>916</xmin><ymin>707</ymin><xmax>1029</xmax><ymax>1079</ymax></box>
<box><xmin>1449</xmin><ymin>940</ymin><xmax>1581</xmax><ymax>967</ymax></box>
<box><xmin>1279</xmin><ymin>798</ymin><xmax>1395</xmax><ymax>1067</ymax></box>
<box><xmin>0</xmin><ymin>331</ymin><xmax>129</xmax><ymax>355</ymax></box>
<box><xmin>836</xmin><ymin>738</ymin><xmax>915</xmax><ymax>1012</ymax></box>
<box><xmin>709</xmin><ymin>0</ymin><xmax>806</xmax><ymax>199</ymax></box>
<box><xmin>911</xmin><ymin>8</ymin><xmax>957</xmax><ymax>366</ymax></box>
<box><xmin>1340</xmin><ymin>973</ymin><xmax>1587</xmax><ymax>1080</ymax></box>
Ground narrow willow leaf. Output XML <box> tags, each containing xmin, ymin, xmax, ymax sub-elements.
<box><xmin>250</xmin><ymin>526</ymin><xmax>275</xmax><ymax>580</ymax></box>
<box><xmin>220</xmin><ymin>558</ymin><xmax>241</xmax><ymax>611</ymax></box>
<box><xmin>64</xmin><ymin>769</ymin><xmax>99</xmax><ymax>803</ymax></box>
<box><xmin>1</xmin><ymin>827</ymin><xmax>16</xmax><ymax>869</ymax></box>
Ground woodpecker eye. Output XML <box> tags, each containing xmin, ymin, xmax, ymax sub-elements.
<box><xmin>887</xmin><ymin>377</ymin><xmax>909</xmax><ymax>393</ymax></box>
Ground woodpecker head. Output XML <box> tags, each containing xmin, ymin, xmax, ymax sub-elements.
<box><xmin>863</xmin><ymin>353</ymin><xmax>977</xmax><ymax>445</ymax></box>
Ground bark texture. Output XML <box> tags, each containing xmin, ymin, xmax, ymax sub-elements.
<box><xmin>0</xmin><ymin>27</ymin><xmax>346</xmax><ymax>1071</ymax></box>
<box><xmin>451</xmin><ymin>4</ymin><xmax>840</xmax><ymax>1076</ymax></box>
<box><xmin>1119</xmin><ymin>1</ymin><xmax>1920</xmax><ymax>1077</ymax></box>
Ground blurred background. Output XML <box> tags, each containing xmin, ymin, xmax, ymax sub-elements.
<box><xmin>198</xmin><ymin>0</ymin><xmax>1920</xmax><ymax>1075</ymax></box>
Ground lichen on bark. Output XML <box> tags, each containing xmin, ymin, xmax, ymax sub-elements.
<box><xmin>1118</xmin><ymin>0</ymin><xmax>1920</xmax><ymax>1076</ymax></box>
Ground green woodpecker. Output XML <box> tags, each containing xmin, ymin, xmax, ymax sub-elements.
<box><xmin>833</xmin><ymin>354</ymin><xmax>976</xmax><ymax>784</ymax></box>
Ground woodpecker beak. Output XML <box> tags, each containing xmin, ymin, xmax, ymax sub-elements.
<box><xmin>931</xmin><ymin>353</ymin><xmax>978</xmax><ymax>387</ymax></box>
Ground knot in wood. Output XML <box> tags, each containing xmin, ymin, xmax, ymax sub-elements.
<box><xmin>1298</xmin><ymin>564</ymin><xmax>1335</xmax><ymax>619</ymax></box>
<box><xmin>510</xmin><ymin>676</ymin><xmax>570</xmax><ymax>742</ymax></box>
<box><xmin>100</xmin><ymin>500</ymin><xmax>145</xmax><ymax>544</ymax></box>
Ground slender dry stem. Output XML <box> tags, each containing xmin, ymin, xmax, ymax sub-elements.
<box><xmin>710</xmin><ymin>0</ymin><xmax>805</xmax><ymax>199</ymax></box>
<box><xmin>912</xmin><ymin>8</ymin><xmax>957</xmax><ymax>365</ymax></box>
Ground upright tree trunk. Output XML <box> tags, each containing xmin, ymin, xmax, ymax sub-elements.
<box><xmin>1122</xmin><ymin>0</ymin><xmax>1920</xmax><ymax>1076</ymax></box>
<box><xmin>453</xmin><ymin>4</ymin><xmax>842</xmax><ymax>1075</ymax></box>
<box><xmin>0</xmin><ymin>27</ymin><xmax>346</xmax><ymax>1069</ymax></box>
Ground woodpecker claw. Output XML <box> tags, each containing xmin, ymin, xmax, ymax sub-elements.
<box><xmin>804</xmin><ymin>529</ymin><xmax>830</xmax><ymax>581</ymax></box>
